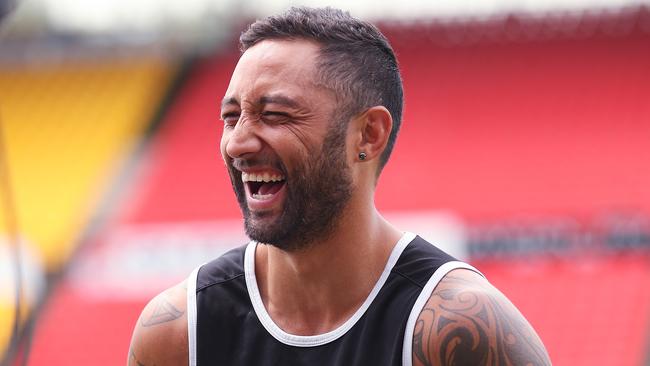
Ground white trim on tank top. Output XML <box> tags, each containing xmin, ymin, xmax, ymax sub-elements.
<box><xmin>244</xmin><ymin>231</ymin><xmax>417</xmax><ymax>347</ymax></box>
<box><xmin>187</xmin><ymin>265</ymin><xmax>200</xmax><ymax>366</ymax></box>
<box><xmin>401</xmin><ymin>261</ymin><xmax>484</xmax><ymax>366</ymax></box>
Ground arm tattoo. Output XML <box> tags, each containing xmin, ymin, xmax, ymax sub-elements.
<box><xmin>413</xmin><ymin>274</ymin><xmax>550</xmax><ymax>366</ymax></box>
<box><xmin>140</xmin><ymin>295</ymin><xmax>184</xmax><ymax>327</ymax></box>
<box><xmin>129</xmin><ymin>346</ymin><xmax>151</xmax><ymax>366</ymax></box>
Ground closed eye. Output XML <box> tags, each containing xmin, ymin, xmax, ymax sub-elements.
<box><xmin>261</xmin><ymin>111</ymin><xmax>290</xmax><ymax>122</ymax></box>
<box><xmin>262</xmin><ymin>111</ymin><xmax>289</xmax><ymax>116</ymax></box>
<box><xmin>221</xmin><ymin>112</ymin><xmax>240</xmax><ymax>127</ymax></box>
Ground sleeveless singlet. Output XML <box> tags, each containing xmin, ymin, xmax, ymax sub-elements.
<box><xmin>186</xmin><ymin>232</ymin><xmax>480</xmax><ymax>366</ymax></box>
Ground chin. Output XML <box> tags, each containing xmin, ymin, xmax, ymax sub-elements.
<box><xmin>245</xmin><ymin>216</ymin><xmax>284</xmax><ymax>243</ymax></box>
<box><xmin>244</xmin><ymin>223</ymin><xmax>305</xmax><ymax>252</ymax></box>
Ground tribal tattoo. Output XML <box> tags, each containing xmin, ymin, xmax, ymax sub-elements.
<box><xmin>413</xmin><ymin>271</ymin><xmax>551</xmax><ymax>366</ymax></box>
<box><xmin>140</xmin><ymin>294</ymin><xmax>184</xmax><ymax>327</ymax></box>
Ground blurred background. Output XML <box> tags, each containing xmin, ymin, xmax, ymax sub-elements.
<box><xmin>1</xmin><ymin>0</ymin><xmax>649</xmax><ymax>365</ymax></box>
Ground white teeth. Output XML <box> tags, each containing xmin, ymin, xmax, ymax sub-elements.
<box><xmin>252</xmin><ymin>193</ymin><xmax>274</xmax><ymax>200</ymax></box>
<box><xmin>241</xmin><ymin>171</ymin><xmax>285</xmax><ymax>183</ymax></box>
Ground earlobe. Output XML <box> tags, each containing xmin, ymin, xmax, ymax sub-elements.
<box><xmin>356</xmin><ymin>106</ymin><xmax>393</xmax><ymax>162</ymax></box>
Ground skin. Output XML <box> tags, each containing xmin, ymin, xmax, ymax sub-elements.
<box><xmin>127</xmin><ymin>39</ymin><xmax>551</xmax><ymax>365</ymax></box>
<box><xmin>412</xmin><ymin>269</ymin><xmax>551</xmax><ymax>366</ymax></box>
<box><xmin>128</xmin><ymin>281</ymin><xmax>187</xmax><ymax>366</ymax></box>
<box><xmin>220</xmin><ymin>39</ymin><xmax>401</xmax><ymax>335</ymax></box>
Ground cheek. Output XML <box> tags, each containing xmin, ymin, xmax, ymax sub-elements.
<box><xmin>277</xmin><ymin>125</ymin><xmax>322</xmax><ymax>156</ymax></box>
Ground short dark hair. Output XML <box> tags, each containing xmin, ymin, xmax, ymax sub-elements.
<box><xmin>240</xmin><ymin>6</ymin><xmax>404</xmax><ymax>173</ymax></box>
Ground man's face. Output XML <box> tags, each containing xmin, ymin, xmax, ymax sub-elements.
<box><xmin>220</xmin><ymin>40</ymin><xmax>353</xmax><ymax>251</ymax></box>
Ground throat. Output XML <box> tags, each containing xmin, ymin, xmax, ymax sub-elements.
<box><xmin>257</xmin><ymin>246</ymin><xmax>377</xmax><ymax>336</ymax></box>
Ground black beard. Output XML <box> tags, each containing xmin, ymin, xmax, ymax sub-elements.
<box><xmin>226</xmin><ymin>125</ymin><xmax>352</xmax><ymax>252</ymax></box>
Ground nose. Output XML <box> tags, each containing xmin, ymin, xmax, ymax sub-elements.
<box><xmin>222</xmin><ymin>118</ymin><xmax>263</xmax><ymax>159</ymax></box>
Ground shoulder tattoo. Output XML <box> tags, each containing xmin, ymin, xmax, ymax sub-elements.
<box><xmin>140</xmin><ymin>294</ymin><xmax>184</xmax><ymax>327</ymax></box>
<box><xmin>413</xmin><ymin>272</ymin><xmax>551</xmax><ymax>366</ymax></box>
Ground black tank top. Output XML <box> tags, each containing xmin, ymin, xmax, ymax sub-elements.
<box><xmin>187</xmin><ymin>232</ymin><xmax>477</xmax><ymax>366</ymax></box>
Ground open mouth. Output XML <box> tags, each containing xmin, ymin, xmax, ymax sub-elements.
<box><xmin>242</xmin><ymin>171</ymin><xmax>286</xmax><ymax>201</ymax></box>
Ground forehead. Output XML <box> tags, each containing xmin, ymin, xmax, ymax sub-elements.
<box><xmin>224</xmin><ymin>39</ymin><xmax>326</xmax><ymax>106</ymax></box>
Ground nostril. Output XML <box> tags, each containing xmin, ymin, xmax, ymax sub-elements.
<box><xmin>224</xmin><ymin>125</ymin><xmax>263</xmax><ymax>158</ymax></box>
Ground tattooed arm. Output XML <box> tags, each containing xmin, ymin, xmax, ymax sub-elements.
<box><xmin>127</xmin><ymin>281</ymin><xmax>188</xmax><ymax>366</ymax></box>
<box><xmin>412</xmin><ymin>269</ymin><xmax>551</xmax><ymax>366</ymax></box>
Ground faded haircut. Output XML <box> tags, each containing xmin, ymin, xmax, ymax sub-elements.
<box><xmin>240</xmin><ymin>6</ymin><xmax>404</xmax><ymax>173</ymax></box>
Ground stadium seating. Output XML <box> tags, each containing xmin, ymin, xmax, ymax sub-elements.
<box><xmin>478</xmin><ymin>254</ymin><xmax>650</xmax><ymax>366</ymax></box>
<box><xmin>18</xmin><ymin>10</ymin><xmax>650</xmax><ymax>365</ymax></box>
<box><xmin>0</xmin><ymin>56</ymin><xmax>175</xmax><ymax>359</ymax></box>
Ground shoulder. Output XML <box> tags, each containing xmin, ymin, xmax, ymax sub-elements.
<box><xmin>198</xmin><ymin>244</ymin><xmax>247</xmax><ymax>289</ymax></box>
<box><xmin>128</xmin><ymin>280</ymin><xmax>188</xmax><ymax>366</ymax></box>
<box><xmin>411</xmin><ymin>268</ymin><xmax>551</xmax><ymax>366</ymax></box>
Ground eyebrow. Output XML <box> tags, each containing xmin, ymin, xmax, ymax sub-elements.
<box><xmin>221</xmin><ymin>97</ymin><xmax>239</xmax><ymax>110</ymax></box>
<box><xmin>220</xmin><ymin>95</ymin><xmax>301</xmax><ymax>110</ymax></box>
<box><xmin>258</xmin><ymin>95</ymin><xmax>300</xmax><ymax>109</ymax></box>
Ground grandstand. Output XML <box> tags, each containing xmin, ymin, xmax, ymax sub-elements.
<box><xmin>1</xmin><ymin>2</ymin><xmax>650</xmax><ymax>365</ymax></box>
<box><xmin>0</xmin><ymin>54</ymin><xmax>176</xmax><ymax>361</ymax></box>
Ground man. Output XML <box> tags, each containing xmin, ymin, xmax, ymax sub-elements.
<box><xmin>129</xmin><ymin>7</ymin><xmax>551</xmax><ymax>366</ymax></box>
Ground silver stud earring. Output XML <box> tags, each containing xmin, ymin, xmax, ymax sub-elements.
<box><xmin>358</xmin><ymin>152</ymin><xmax>367</xmax><ymax>161</ymax></box>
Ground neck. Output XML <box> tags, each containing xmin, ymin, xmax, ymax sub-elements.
<box><xmin>254</xmin><ymin>203</ymin><xmax>402</xmax><ymax>336</ymax></box>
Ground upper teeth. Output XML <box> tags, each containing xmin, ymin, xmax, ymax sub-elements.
<box><xmin>242</xmin><ymin>172</ymin><xmax>285</xmax><ymax>183</ymax></box>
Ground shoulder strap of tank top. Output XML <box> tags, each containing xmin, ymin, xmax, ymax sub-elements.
<box><xmin>402</xmin><ymin>261</ymin><xmax>484</xmax><ymax>366</ymax></box>
<box><xmin>186</xmin><ymin>265</ymin><xmax>201</xmax><ymax>366</ymax></box>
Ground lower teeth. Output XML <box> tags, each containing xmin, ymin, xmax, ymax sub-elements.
<box><xmin>252</xmin><ymin>193</ymin><xmax>273</xmax><ymax>200</ymax></box>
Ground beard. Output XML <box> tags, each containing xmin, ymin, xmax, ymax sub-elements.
<box><xmin>226</xmin><ymin>124</ymin><xmax>353</xmax><ymax>252</ymax></box>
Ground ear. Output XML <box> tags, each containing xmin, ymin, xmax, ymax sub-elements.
<box><xmin>353</xmin><ymin>106</ymin><xmax>393</xmax><ymax>162</ymax></box>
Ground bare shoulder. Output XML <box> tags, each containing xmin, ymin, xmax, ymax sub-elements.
<box><xmin>412</xmin><ymin>268</ymin><xmax>551</xmax><ymax>366</ymax></box>
<box><xmin>128</xmin><ymin>280</ymin><xmax>188</xmax><ymax>366</ymax></box>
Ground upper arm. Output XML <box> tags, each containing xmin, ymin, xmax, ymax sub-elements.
<box><xmin>411</xmin><ymin>269</ymin><xmax>551</xmax><ymax>366</ymax></box>
<box><xmin>128</xmin><ymin>281</ymin><xmax>189</xmax><ymax>366</ymax></box>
